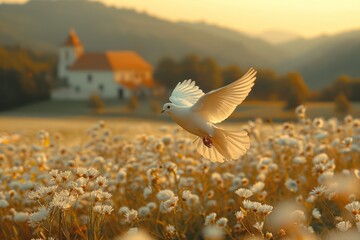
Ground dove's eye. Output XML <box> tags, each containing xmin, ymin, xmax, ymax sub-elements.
<box><xmin>167</xmin><ymin>106</ymin><xmax>170</xmax><ymax>109</ymax></box>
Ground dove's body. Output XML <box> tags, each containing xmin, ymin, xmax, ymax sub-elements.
<box><xmin>162</xmin><ymin>68</ymin><xmax>257</xmax><ymax>162</ymax></box>
<box><xmin>168</xmin><ymin>105</ymin><xmax>214</xmax><ymax>137</ymax></box>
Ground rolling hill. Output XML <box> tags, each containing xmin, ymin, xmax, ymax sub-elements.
<box><xmin>278</xmin><ymin>30</ymin><xmax>360</xmax><ymax>89</ymax></box>
<box><xmin>0</xmin><ymin>0</ymin><xmax>359</xmax><ymax>90</ymax></box>
<box><xmin>0</xmin><ymin>0</ymin><xmax>285</xmax><ymax>69</ymax></box>
<box><xmin>257</xmin><ymin>30</ymin><xmax>300</xmax><ymax>45</ymax></box>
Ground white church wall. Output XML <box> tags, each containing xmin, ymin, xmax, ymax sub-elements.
<box><xmin>67</xmin><ymin>71</ymin><xmax>131</xmax><ymax>99</ymax></box>
<box><xmin>57</xmin><ymin>46</ymin><xmax>83</xmax><ymax>80</ymax></box>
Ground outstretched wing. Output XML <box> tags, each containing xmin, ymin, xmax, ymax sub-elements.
<box><xmin>191</xmin><ymin>68</ymin><xmax>256</xmax><ymax>123</ymax></box>
<box><xmin>169</xmin><ymin>79</ymin><xmax>205</xmax><ymax>107</ymax></box>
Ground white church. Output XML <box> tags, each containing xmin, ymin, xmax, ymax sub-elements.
<box><xmin>52</xmin><ymin>30</ymin><xmax>154</xmax><ymax>100</ymax></box>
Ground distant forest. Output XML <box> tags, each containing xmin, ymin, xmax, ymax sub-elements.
<box><xmin>0</xmin><ymin>46</ymin><xmax>359</xmax><ymax>111</ymax></box>
<box><xmin>0</xmin><ymin>46</ymin><xmax>56</xmax><ymax>110</ymax></box>
<box><xmin>155</xmin><ymin>55</ymin><xmax>360</xmax><ymax>109</ymax></box>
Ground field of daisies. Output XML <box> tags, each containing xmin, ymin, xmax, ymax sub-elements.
<box><xmin>0</xmin><ymin>105</ymin><xmax>360</xmax><ymax>240</ymax></box>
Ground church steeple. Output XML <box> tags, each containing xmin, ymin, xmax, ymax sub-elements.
<box><xmin>57</xmin><ymin>29</ymin><xmax>84</xmax><ymax>80</ymax></box>
<box><xmin>63</xmin><ymin>29</ymin><xmax>83</xmax><ymax>47</ymax></box>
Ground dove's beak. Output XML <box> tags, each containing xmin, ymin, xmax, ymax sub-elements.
<box><xmin>161</xmin><ymin>110</ymin><xmax>165</xmax><ymax>114</ymax></box>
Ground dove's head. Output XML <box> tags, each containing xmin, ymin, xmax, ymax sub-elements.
<box><xmin>161</xmin><ymin>103</ymin><xmax>174</xmax><ymax>114</ymax></box>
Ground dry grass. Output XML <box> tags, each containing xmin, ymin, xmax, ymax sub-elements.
<box><xmin>0</xmin><ymin>107</ymin><xmax>360</xmax><ymax>240</ymax></box>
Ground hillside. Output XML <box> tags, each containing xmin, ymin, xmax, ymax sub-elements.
<box><xmin>278</xmin><ymin>30</ymin><xmax>360</xmax><ymax>89</ymax></box>
<box><xmin>0</xmin><ymin>0</ymin><xmax>284</xmax><ymax>68</ymax></box>
<box><xmin>257</xmin><ymin>30</ymin><xmax>300</xmax><ymax>45</ymax></box>
<box><xmin>0</xmin><ymin>0</ymin><xmax>359</xmax><ymax>90</ymax></box>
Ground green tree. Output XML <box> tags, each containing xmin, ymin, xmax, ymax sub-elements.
<box><xmin>335</xmin><ymin>92</ymin><xmax>351</xmax><ymax>114</ymax></box>
<box><xmin>154</xmin><ymin>57</ymin><xmax>180</xmax><ymax>89</ymax></box>
<box><xmin>320</xmin><ymin>75</ymin><xmax>360</xmax><ymax>101</ymax></box>
<box><xmin>0</xmin><ymin>69</ymin><xmax>23</xmax><ymax>110</ymax></box>
<box><xmin>0</xmin><ymin>46</ymin><xmax>54</xmax><ymax>111</ymax></box>
<box><xmin>155</xmin><ymin>55</ymin><xmax>224</xmax><ymax>92</ymax></box>
<box><xmin>222</xmin><ymin>65</ymin><xmax>243</xmax><ymax>86</ymax></box>
<box><xmin>279</xmin><ymin>72</ymin><xmax>309</xmax><ymax>110</ymax></box>
<box><xmin>198</xmin><ymin>57</ymin><xmax>223</xmax><ymax>91</ymax></box>
<box><xmin>334</xmin><ymin>75</ymin><xmax>352</xmax><ymax>97</ymax></box>
<box><xmin>250</xmin><ymin>69</ymin><xmax>278</xmax><ymax>100</ymax></box>
<box><xmin>180</xmin><ymin>54</ymin><xmax>201</xmax><ymax>82</ymax></box>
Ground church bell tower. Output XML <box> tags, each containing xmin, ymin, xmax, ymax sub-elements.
<box><xmin>57</xmin><ymin>29</ymin><xmax>84</xmax><ymax>81</ymax></box>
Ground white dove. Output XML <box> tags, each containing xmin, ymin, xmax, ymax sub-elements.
<box><xmin>161</xmin><ymin>68</ymin><xmax>257</xmax><ymax>162</ymax></box>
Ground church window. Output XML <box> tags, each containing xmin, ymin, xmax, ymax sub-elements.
<box><xmin>118</xmin><ymin>88</ymin><xmax>123</xmax><ymax>99</ymax></box>
<box><xmin>99</xmin><ymin>84</ymin><xmax>104</xmax><ymax>91</ymax></box>
<box><xmin>87</xmin><ymin>74</ymin><xmax>93</xmax><ymax>83</ymax></box>
<box><xmin>75</xmin><ymin>86</ymin><xmax>80</xmax><ymax>92</ymax></box>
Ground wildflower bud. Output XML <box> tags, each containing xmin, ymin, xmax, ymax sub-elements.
<box><xmin>312</xmin><ymin>208</ymin><xmax>321</xmax><ymax>219</ymax></box>
<box><xmin>296</xmin><ymin>195</ymin><xmax>304</xmax><ymax>203</ymax></box>
<box><xmin>343</xmin><ymin>137</ymin><xmax>353</xmax><ymax>147</ymax></box>
<box><xmin>166</xmin><ymin>224</ymin><xmax>176</xmax><ymax>238</ymax></box>
<box><xmin>87</xmin><ymin>168</ymin><xmax>99</xmax><ymax>179</ymax></box>
<box><xmin>265</xmin><ymin>232</ymin><xmax>273</xmax><ymax>239</ymax></box>
<box><xmin>344</xmin><ymin>115</ymin><xmax>353</xmax><ymax>125</ymax></box>
<box><xmin>278</xmin><ymin>229</ymin><xmax>286</xmax><ymax>237</ymax></box>
<box><xmin>124</xmin><ymin>209</ymin><xmax>138</xmax><ymax>223</ymax></box>
<box><xmin>235</xmin><ymin>211</ymin><xmax>244</xmax><ymax>221</ymax></box>
<box><xmin>204</xmin><ymin>213</ymin><xmax>217</xmax><ymax>225</ymax></box>
<box><xmin>241</xmin><ymin>178</ymin><xmax>249</xmax><ymax>186</ymax></box>
<box><xmin>8</xmin><ymin>190</ymin><xmax>15</xmax><ymax>198</ymax></box>
<box><xmin>295</xmin><ymin>105</ymin><xmax>306</xmax><ymax>119</ymax></box>
<box><xmin>253</xmin><ymin>222</ymin><xmax>264</xmax><ymax>232</ymax></box>
<box><xmin>233</xmin><ymin>224</ymin><xmax>242</xmax><ymax>233</ymax></box>
<box><xmin>182</xmin><ymin>190</ymin><xmax>192</xmax><ymax>201</ymax></box>
<box><xmin>355</xmin><ymin>215</ymin><xmax>360</xmax><ymax>223</ymax></box>
<box><xmin>206</xmin><ymin>190</ymin><xmax>214</xmax><ymax>199</ymax></box>
<box><xmin>216</xmin><ymin>217</ymin><xmax>228</xmax><ymax>228</ymax></box>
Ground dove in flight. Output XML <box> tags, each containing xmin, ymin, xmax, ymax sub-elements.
<box><xmin>161</xmin><ymin>68</ymin><xmax>257</xmax><ymax>162</ymax></box>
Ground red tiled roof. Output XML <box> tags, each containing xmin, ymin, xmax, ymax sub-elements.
<box><xmin>69</xmin><ymin>53</ymin><xmax>111</xmax><ymax>71</ymax></box>
<box><xmin>107</xmin><ymin>52</ymin><xmax>152</xmax><ymax>71</ymax></box>
<box><xmin>69</xmin><ymin>51</ymin><xmax>152</xmax><ymax>71</ymax></box>
<box><xmin>63</xmin><ymin>30</ymin><xmax>82</xmax><ymax>47</ymax></box>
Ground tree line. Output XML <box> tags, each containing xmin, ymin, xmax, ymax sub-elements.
<box><xmin>319</xmin><ymin>75</ymin><xmax>360</xmax><ymax>102</ymax></box>
<box><xmin>155</xmin><ymin>55</ymin><xmax>310</xmax><ymax>109</ymax></box>
<box><xmin>155</xmin><ymin>54</ymin><xmax>359</xmax><ymax>109</ymax></box>
<box><xmin>0</xmin><ymin>46</ymin><xmax>55</xmax><ymax>110</ymax></box>
<box><xmin>1</xmin><ymin>49</ymin><xmax>358</xmax><ymax>111</ymax></box>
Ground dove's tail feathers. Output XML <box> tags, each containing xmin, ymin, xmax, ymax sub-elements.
<box><xmin>195</xmin><ymin>128</ymin><xmax>250</xmax><ymax>163</ymax></box>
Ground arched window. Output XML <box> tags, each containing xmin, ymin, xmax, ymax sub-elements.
<box><xmin>99</xmin><ymin>84</ymin><xmax>104</xmax><ymax>91</ymax></box>
<box><xmin>75</xmin><ymin>86</ymin><xmax>80</xmax><ymax>92</ymax></box>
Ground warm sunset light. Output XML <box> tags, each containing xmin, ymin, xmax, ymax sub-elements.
<box><xmin>1</xmin><ymin>0</ymin><xmax>360</xmax><ymax>239</ymax></box>
<box><xmin>1</xmin><ymin>0</ymin><xmax>360</xmax><ymax>37</ymax></box>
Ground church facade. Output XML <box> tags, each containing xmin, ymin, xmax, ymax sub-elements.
<box><xmin>52</xmin><ymin>30</ymin><xmax>154</xmax><ymax>100</ymax></box>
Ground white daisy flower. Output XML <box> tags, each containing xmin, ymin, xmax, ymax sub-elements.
<box><xmin>235</xmin><ymin>188</ymin><xmax>253</xmax><ymax>198</ymax></box>
<box><xmin>312</xmin><ymin>208</ymin><xmax>321</xmax><ymax>219</ymax></box>
<box><xmin>205</xmin><ymin>213</ymin><xmax>217</xmax><ymax>225</ymax></box>
<box><xmin>336</xmin><ymin>221</ymin><xmax>352</xmax><ymax>232</ymax></box>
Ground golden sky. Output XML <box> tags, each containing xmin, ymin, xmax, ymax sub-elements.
<box><xmin>1</xmin><ymin>0</ymin><xmax>360</xmax><ymax>38</ymax></box>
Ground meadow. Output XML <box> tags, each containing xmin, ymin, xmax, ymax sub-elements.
<box><xmin>2</xmin><ymin>100</ymin><xmax>360</xmax><ymax>121</ymax></box>
<box><xmin>0</xmin><ymin>105</ymin><xmax>359</xmax><ymax>240</ymax></box>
